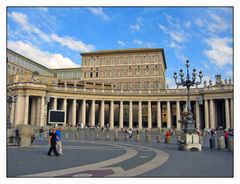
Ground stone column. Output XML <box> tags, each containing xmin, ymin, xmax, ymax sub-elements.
<box><xmin>225</xmin><ymin>98</ymin><xmax>230</xmax><ymax>129</ymax></box>
<box><xmin>90</xmin><ymin>100</ymin><xmax>95</xmax><ymax>127</ymax></box>
<box><xmin>14</xmin><ymin>95</ymin><xmax>24</xmax><ymax>125</ymax></box>
<box><xmin>196</xmin><ymin>101</ymin><xmax>200</xmax><ymax>129</ymax></box>
<box><xmin>63</xmin><ymin>98</ymin><xmax>67</xmax><ymax>126</ymax></box>
<box><xmin>30</xmin><ymin>97</ymin><xmax>37</xmax><ymax>125</ymax></box>
<box><xmin>209</xmin><ymin>99</ymin><xmax>215</xmax><ymax>129</ymax></box>
<box><xmin>230</xmin><ymin>98</ymin><xmax>233</xmax><ymax>129</ymax></box>
<box><xmin>110</xmin><ymin>100</ymin><xmax>114</xmax><ymax>129</ymax></box>
<box><xmin>36</xmin><ymin>97</ymin><xmax>41</xmax><ymax>125</ymax></box>
<box><xmin>81</xmin><ymin>99</ymin><xmax>86</xmax><ymax>126</ymax></box>
<box><xmin>53</xmin><ymin>97</ymin><xmax>57</xmax><ymax>110</ymax></box>
<box><xmin>138</xmin><ymin>101</ymin><xmax>142</xmax><ymax>129</ymax></box>
<box><xmin>40</xmin><ymin>96</ymin><xmax>45</xmax><ymax>127</ymax></box>
<box><xmin>176</xmin><ymin>101</ymin><xmax>181</xmax><ymax>130</ymax></box>
<box><xmin>157</xmin><ymin>101</ymin><xmax>161</xmax><ymax>129</ymax></box>
<box><xmin>10</xmin><ymin>102</ymin><xmax>15</xmax><ymax>126</ymax></box>
<box><xmin>204</xmin><ymin>100</ymin><xmax>209</xmax><ymax>129</ymax></box>
<box><xmin>129</xmin><ymin>101</ymin><xmax>133</xmax><ymax>129</ymax></box>
<box><xmin>72</xmin><ymin>99</ymin><xmax>76</xmax><ymax>127</ymax></box>
<box><xmin>119</xmin><ymin>101</ymin><xmax>123</xmax><ymax>128</ymax></box>
<box><xmin>167</xmin><ymin>101</ymin><xmax>171</xmax><ymax>128</ymax></box>
<box><xmin>24</xmin><ymin>95</ymin><xmax>29</xmax><ymax>125</ymax></box>
<box><xmin>148</xmin><ymin>101</ymin><xmax>152</xmax><ymax>129</ymax></box>
<box><xmin>100</xmin><ymin>100</ymin><xmax>105</xmax><ymax>128</ymax></box>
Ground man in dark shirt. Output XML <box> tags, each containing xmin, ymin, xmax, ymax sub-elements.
<box><xmin>47</xmin><ymin>127</ymin><xmax>59</xmax><ymax>156</ymax></box>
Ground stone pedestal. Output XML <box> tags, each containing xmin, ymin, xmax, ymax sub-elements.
<box><xmin>146</xmin><ymin>135</ymin><xmax>152</xmax><ymax>143</ymax></box>
<box><xmin>165</xmin><ymin>136</ymin><xmax>171</xmax><ymax>144</ymax></box>
<box><xmin>157</xmin><ymin>135</ymin><xmax>161</xmax><ymax>143</ymax></box>
<box><xmin>114</xmin><ymin>133</ymin><xmax>119</xmax><ymax>141</ymax></box>
<box><xmin>217</xmin><ymin>136</ymin><xmax>225</xmax><ymax>150</ymax></box>
<box><xmin>184</xmin><ymin>133</ymin><xmax>202</xmax><ymax>151</ymax></box>
<box><xmin>135</xmin><ymin>134</ymin><xmax>140</xmax><ymax>142</ymax></box>
<box><xmin>105</xmin><ymin>132</ymin><xmax>110</xmax><ymax>141</ymax></box>
<box><xmin>228</xmin><ymin>138</ymin><xmax>233</xmax><ymax>152</ymax></box>
<box><xmin>95</xmin><ymin>132</ymin><xmax>100</xmax><ymax>140</ymax></box>
<box><xmin>18</xmin><ymin>125</ymin><xmax>35</xmax><ymax>147</ymax></box>
<box><xmin>75</xmin><ymin>133</ymin><xmax>80</xmax><ymax>140</ymax></box>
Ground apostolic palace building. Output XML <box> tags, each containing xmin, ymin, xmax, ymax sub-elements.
<box><xmin>6</xmin><ymin>48</ymin><xmax>234</xmax><ymax>131</ymax></box>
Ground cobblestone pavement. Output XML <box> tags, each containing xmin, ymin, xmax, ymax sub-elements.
<box><xmin>7</xmin><ymin>130</ymin><xmax>233</xmax><ymax>177</ymax></box>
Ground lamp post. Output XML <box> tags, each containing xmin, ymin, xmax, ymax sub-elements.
<box><xmin>173</xmin><ymin>60</ymin><xmax>203</xmax><ymax>134</ymax></box>
<box><xmin>7</xmin><ymin>89</ymin><xmax>18</xmax><ymax>129</ymax></box>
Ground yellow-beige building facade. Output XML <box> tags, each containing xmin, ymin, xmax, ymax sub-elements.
<box><xmin>7</xmin><ymin>48</ymin><xmax>234</xmax><ymax>130</ymax></box>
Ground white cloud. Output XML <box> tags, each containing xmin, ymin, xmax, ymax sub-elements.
<box><xmin>8</xmin><ymin>11</ymin><xmax>95</xmax><ymax>53</ymax></box>
<box><xmin>133</xmin><ymin>39</ymin><xmax>155</xmax><ymax>48</ymax></box>
<box><xmin>117</xmin><ymin>40</ymin><xmax>126</xmax><ymax>47</ymax></box>
<box><xmin>88</xmin><ymin>8</ymin><xmax>110</xmax><ymax>21</ymax></box>
<box><xmin>203</xmin><ymin>37</ymin><xmax>232</xmax><ymax>67</ymax></box>
<box><xmin>8</xmin><ymin>11</ymin><xmax>50</xmax><ymax>42</ymax></box>
<box><xmin>195</xmin><ymin>18</ymin><xmax>204</xmax><ymax>27</ymax></box>
<box><xmin>129</xmin><ymin>23</ymin><xmax>140</xmax><ymax>32</ymax></box>
<box><xmin>166</xmin><ymin>77</ymin><xmax>177</xmax><ymax>89</ymax></box>
<box><xmin>169</xmin><ymin>31</ymin><xmax>186</xmax><ymax>43</ymax></box>
<box><xmin>207</xmin><ymin>11</ymin><xmax>230</xmax><ymax>33</ymax></box>
<box><xmin>51</xmin><ymin>34</ymin><xmax>95</xmax><ymax>52</ymax></box>
<box><xmin>159</xmin><ymin>24</ymin><xmax>168</xmax><ymax>32</ymax></box>
<box><xmin>184</xmin><ymin>21</ymin><xmax>191</xmax><ymax>29</ymax></box>
<box><xmin>175</xmin><ymin>51</ymin><xmax>188</xmax><ymax>62</ymax></box>
<box><xmin>8</xmin><ymin>40</ymin><xmax>80</xmax><ymax>69</ymax></box>
<box><xmin>168</xmin><ymin>41</ymin><xmax>182</xmax><ymax>49</ymax></box>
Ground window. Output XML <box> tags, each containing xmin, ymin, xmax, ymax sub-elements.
<box><xmin>146</xmin><ymin>65</ymin><xmax>149</xmax><ymax>69</ymax></box>
<box><xmin>144</xmin><ymin>82</ymin><xmax>150</xmax><ymax>89</ymax></box>
<box><xmin>136</xmin><ymin>82</ymin><xmax>141</xmax><ymax>90</ymax></box>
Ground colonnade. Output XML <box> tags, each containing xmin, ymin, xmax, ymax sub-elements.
<box><xmin>11</xmin><ymin>94</ymin><xmax>234</xmax><ymax>130</ymax></box>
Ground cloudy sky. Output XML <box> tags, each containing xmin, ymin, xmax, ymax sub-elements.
<box><xmin>7</xmin><ymin>7</ymin><xmax>233</xmax><ymax>88</ymax></box>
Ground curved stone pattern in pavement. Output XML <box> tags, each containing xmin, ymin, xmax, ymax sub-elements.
<box><xmin>23</xmin><ymin>142</ymin><xmax>169</xmax><ymax>177</ymax></box>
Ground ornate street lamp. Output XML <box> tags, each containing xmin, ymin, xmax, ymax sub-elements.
<box><xmin>173</xmin><ymin>60</ymin><xmax>203</xmax><ymax>134</ymax></box>
<box><xmin>7</xmin><ymin>89</ymin><xmax>18</xmax><ymax>128</ymax></box>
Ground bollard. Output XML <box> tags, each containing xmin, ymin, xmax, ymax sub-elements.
<box><xmin>95</xmin><ymin>133</ymin><xmax>100</xmax><ymax>140</ymax></box>
<box><xmin>75</xmin><ymin>133</ymin><xmax>80</xmax><ymax>140</ymax></box>
<box><xmin>105</xmin><ymin>133</ymin><xmax>110</xmax><ymax>141</ymax></box>
<box><xmin>165</xmin><ymin>136</ymin><xmax>171</xmax><ymax>144</ymax></box>
<box><xmin>199</xmin><ymin>136</ymin><xmax>203</xmax><ymax>145</ymax></box>
<box><xmin>44</xmin><ymin>132</ymin><xmax>47</xmax><ymax>138</ymax></box>
<box><xmin>217</xmin><ymin>136</ymin><xmax>225</xmax><ymax>150</ymax></box>
<box><xmin>135</xmin><ymin>134</ymin><xmax>140</xmax><ymax>142</ymax></box>
<box><xmin>157</xmin><ymin>135</ymin><xmax>161</xmax><ymax>143</ymax></box>
<box><xmin>146</xmin><ymin>135</ymin><xmax>152</xmax><ymax>143</ymax></box>
<box><xmin>114</xmin><ymin>133</ymin><xmax>119</xmax><ymax>141</ymax></box>
<box><xmin>65</xmin><ymin>132</ymin><xmax>68</xmax><ymax>140</ymax></box>
<box><xmin>228</xmin><ymin>137</ymin><xmax>233</xmax><ymax>152</ymax></box>
<box><xmin>124</xmin><ymin>134</ymin><xmax>129</xmax><ymax>141</ymax></box>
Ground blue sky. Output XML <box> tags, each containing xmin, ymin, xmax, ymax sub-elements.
<box><xmin>7</xmin><ymin>7</ymin><xmax>233</xmax><ymax>88</ymax></box>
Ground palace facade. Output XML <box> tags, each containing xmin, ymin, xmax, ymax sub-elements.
<box><xmin>7</xmin><ymin>48</ymin><xmax>233</xmax><ymax>130</ymax></box>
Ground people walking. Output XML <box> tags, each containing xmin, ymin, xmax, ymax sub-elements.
<box><xmin>48</xmin><ymin>127</ymin><xmax>59</xmax><ymax>156</ymax></box>
<box><xmin>224</xmin><ymin>129</ymin><xmax>229</xmax><ymax>149</ymax></box>
<box><xmin>56</xmin><ymin>126</ymin><xmax>64</xmax><ymax>155</ymax></box>
<box><xmin>15</xmin><ymin>128</ymin><xmax>21</xmax><ymax>146</ymax></box>
<box><xmin>128</xmin><ymin>129</ymin><xmax>133</xmax><ymax>139</ymax></box>
<box><xmin>39</xmin><ymin>127</ymin><xmax>44</xmax><ymax>144</ymax></box>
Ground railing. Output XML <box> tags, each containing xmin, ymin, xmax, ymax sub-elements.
<box><xmin>7</xmin><ymin>76</ymin><xmax>233</xmax><ymax>96</ymax></box>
